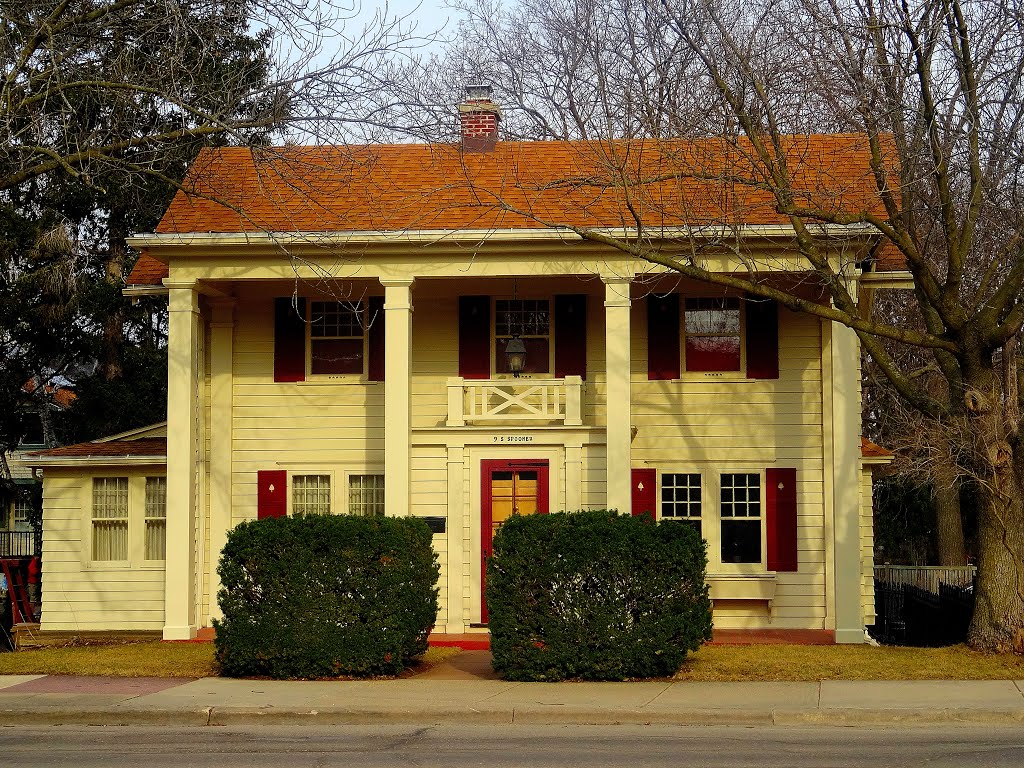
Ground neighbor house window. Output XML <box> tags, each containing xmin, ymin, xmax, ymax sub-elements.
<box><xmin>310</xmin><ymin>300</ymin><xmax>365</xmax><ymax>375</ymax></box>
<box><xmin>495</xmin><ymin>299</ymin><xmax>551</xmax><ymax>374</ymax></box>
<box><xmin>720</xmin><ymin>473</ymin><xmax>762</xmax><ymax>563</ymax></box>
<box><xmin>660</xmin><ymin>473</ymin><xmax>702</xmax><ymax>535</ymax></box>
<box><xmin>92</xmin><ymin>477</ymin><xmax>129</xmax><ymax>561</ymax></box>
<box><xmin>683</xmin><ymin>297</ymin><xmax>741</xmax><ymax>372</ymax></box>
<box><xmin>13</xmin><ymin>498</ymin><xmax>33</xmax><ymax>532</ymax></box>
<box><xmin>349</xmin><ymin>474</ymin><xmax>385</xmax><ymax>516</ymax></box>
<box><xmin>144</xmin><ymin>477</ymin><xmax>167</xmax><ymax>560</ymax></box>
<box><xmin>292</xmin><ymin>475</ymin><xmax>332</xmax><ymax>515</ymax></box>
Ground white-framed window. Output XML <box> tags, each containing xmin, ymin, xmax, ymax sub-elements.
<box><xmin>144</xmin><ymin>477</ymin><xmax>167</xmax><ymax>560</ymax></box>
<box><xmin>308</xmin><ymin>300</ymin><xmax>366</xmax><ymax>376</ymax></box>
<box><xmin>658</xmin><ymin>470</ymin><xmax>765</xmax><ymax>569</ymax></box>
<box><xmin>660</xmin><ymin>472</ymin><xmax>702</xmax><ymax>536</ymax></box>
<box><xmin>494</xmin><ymin>298</ymin><xmax>552</xmax><ymax>375</ymax></box>
<box><xmin>92</xmin><ymin>477</ymin><xmax>129</xmax><ymax>562</ymax></box>
<box><xmin>682</xmin><ymin>297</ymin><xmax>742</xmax><ymax>373</ymax></box>
<box><xmin>349</xmin><ymin>474</ymin><xmax>385</xmax><ymax>517</ymax></box>
<box><xmin>292</xmin><ymin>474</ymin><xmax>332</xmax><ymax>516</ymax></box>
<box><xmin>719</xmin><ymin>472</ymin><xmax>763</xmax><ymax>564</ymax></box>
<box><xmin>13</xmin><ymin>497</ymin><xmax>33</xmax><ymax>532</ymax></box>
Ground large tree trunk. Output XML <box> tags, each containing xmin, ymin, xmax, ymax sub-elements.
<box><xmin>932</xmin><ymin>460</ymin><xmax>968</xmax><ymax>566</ymax></box>
<box><xmin>99</xmin><ymin>210</ymin><xmax>126</xmax><ymax>382</ymax></box>
<box><xmin>964</xmin><ymin>373</ymin><xmax>1024</xmax><ymax>653</ymax></box>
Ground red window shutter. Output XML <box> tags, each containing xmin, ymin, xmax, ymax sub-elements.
<box><xmin>766</xmin><ymin>467</ymin><xmax>798</xmax><ymax>571</ymax></box>
<box><xmin>257</xmin><ymin>470</ymin><xmax>288</xmax><ymax>519</ymax></box>
<box><xmin>647</xmin><ymin>294</ymin><xmax>680</xmax><ymax>380</ymax></box>
<box><xmin>631</xmin><ymin>468</ymin><xmax>657</xmax><ymax>518</ymax></box>
<box><xmin>367</xmin><ymin>296</ymin><xmax>385</xmax><ymax>382</ymax></box>
<box><xmin>274</xmin><ymin>297</ymin><xmax>306</xmax><ymax>382</ymax></box>
<box><xmin>745</xmin><ymin>296</ymin><xmax>779</xmax><ymax>379</ymax></box>
<box><xmin>459</xmin><ymin>296</ymin><xmax>490</xmax><ymax>379</ymax></box>
<box><xmin>554</xmin><ymin>294</ymin><xmax>587</xmax><ymax>379</ymax></box>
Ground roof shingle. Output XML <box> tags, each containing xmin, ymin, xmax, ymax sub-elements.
<box><xmin>128</xmin><ymin>135</ymin><xmax>898</xmax><ymax>285</ymax></box>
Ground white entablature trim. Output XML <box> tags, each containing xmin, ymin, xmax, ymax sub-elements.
<box><xmin>127</xmin><ymin>222</ymin><xmax>879</xmax><ymax>250</ymax></box>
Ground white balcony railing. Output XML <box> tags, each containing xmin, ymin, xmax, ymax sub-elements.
<box><xmin>446</xmin><ymin>376</ymin><xmax>583</xmax><ymax>427</ymax></box>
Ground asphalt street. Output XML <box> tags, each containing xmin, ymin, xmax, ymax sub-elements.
<box><xmin>2</xmin><ymin>723</ymin><xmax>1023</xmax><ymax>767</ymax></box>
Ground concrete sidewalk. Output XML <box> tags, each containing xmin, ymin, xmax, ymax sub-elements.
<box><xmin>1</xmin><ymin>651</ymin><xmax>1023</xmax><ymax>727</ymax></box>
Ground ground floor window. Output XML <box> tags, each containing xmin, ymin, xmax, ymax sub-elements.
<box><xmin>92</xmin><ymin>477</ymin><xmax>129</xmax><ymax>561</ymax></box>
<box><xmin>91</xmin><ymin>475</ymin><xmax>167</xmax><ymax>564</ymax></box>
<box><xmin>292</xmin><ymin>474</ymin><xmax>332</xmax><ymax>515</ymax></box>
<box><xmin>144</xmin><ymin>477</ymin><xmax>167</xmax><ymax>560</ymax></box>
<box><xmin>349</xmin><ymin>474</ymin><xmax>385</xmax><ymax>516</ymax></box>
<box><xmin>659</xmin><ymin>470</ymin><xmax>764</xmax><ymax>568</ymax></box>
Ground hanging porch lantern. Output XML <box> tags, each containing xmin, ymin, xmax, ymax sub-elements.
<box><xmin>504</xmin><ymin>336</ymin><xmax>527</xmax><ymax>377</ymax></box>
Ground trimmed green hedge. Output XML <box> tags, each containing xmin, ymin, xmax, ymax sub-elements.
<box><xmin>213</xmin><ymin>514</ymin><xmax>439</xmax><ymax>679</ymax></box>
<box><xmin>487</xmin><ymin>510</ymin><xmax>712</xmax><ymax>681</ymax></box>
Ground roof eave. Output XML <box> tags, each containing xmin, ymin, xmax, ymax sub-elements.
<box><xmin>26</xmin><ymin>455</ymin><xmax>168</xmax><ymax>468</ymax></box>
<box><xmin>127</xmin><ymin>223</ymin><xmax>880</xmax><ymax>250</ymax></box>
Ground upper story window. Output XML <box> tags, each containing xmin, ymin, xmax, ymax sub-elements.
<box><xmin>683</xmin><ymin>297</ymin><xmax>741</xmax><ymax>372</ymax></box>
<box><xmin>495</xmin><ymin>299</ymin><xmax>551</xmax><ymax>375</ymax></box>
<box><xmin>21</xmin><ymin>413</ymin><xmax>45</xmax><ymax>446</ymax></box>
<box><xmin>309</xmin><ymin>301</ymin><xmax>365</xmax><ymax>375</ymax></box>
<box><xmin>13</xmin><ymin>498</ymin><xmax>33</xmax><ymax>532</ymax></box>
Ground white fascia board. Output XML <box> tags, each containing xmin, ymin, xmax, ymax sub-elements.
<box><xmin>858</xmin><ymin>270</ymin><xmax>915</xmax><ymax>289</ymax></box>
<box><xmin>861</xmin><ymin>455</ymin><xmax>896</xmax><ymax>465</ymax></box>
<box><xmin>123</xmin><ymin>285</ymin><xmax>170</xmax><ymax>297</ymax></box>
<box><xmin>126</xmin><ymin>223</ymin><xmax>877</xmax><ymax>250</ymax></box>
<box><xmin>25</xmin><ymin>455</ymin><xmax>167</xmax><ymax>468</ymax></box>
<box><xmin>93</xmin><ymin>422</ymin><xmax>168</xmax><ymax>443</ymax></box>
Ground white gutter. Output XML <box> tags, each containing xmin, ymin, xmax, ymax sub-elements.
<box><xmin>126</xmin><ymin>223</ymin><xmax>879</xmax><ymax>249</ymax></box>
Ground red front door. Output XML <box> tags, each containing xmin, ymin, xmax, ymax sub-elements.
<box><xmin>480</xmin><ymin>459</ymin><xmax>549</xmax><ymax>623</ymax></box>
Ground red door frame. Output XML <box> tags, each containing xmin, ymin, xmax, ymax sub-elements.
<box><xmin>480</xmin><ymin>459</ymin><xmax>550</xmax><ymax>623</ymax></box>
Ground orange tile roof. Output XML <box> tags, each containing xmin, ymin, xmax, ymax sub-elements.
<box><xmin>21</xmin><ymin>380</ymin><xmax>76</xmax><ymax>408</ymax></box>
<box><xmin>861</xmin><ymin>437</ymin><xmax>893</xmax><ymax>458</ymax></box>
<box><xmin>28</xmin><ymin>438</ymin><xmax>166</xmax><ymax>459</ymax></box>
<box><xmin>126</xmin><ymin>252</ymin><xmax>169</xmax><ymax>286</ymax></box>
<box><xmin>128</xmin><ymin>135</ymin><xmax>895</xmax><ymax>285</ymax></box>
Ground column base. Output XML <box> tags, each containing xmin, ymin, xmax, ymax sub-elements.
<box><xmin>834</xmin><ymin>627</ymin><xmax>867</xmax><ymax>644</ymax></box>
<box><xmin>162</xmin><ymin>624</ymin><xmax>198</xmax><ymax>641</ymax></box>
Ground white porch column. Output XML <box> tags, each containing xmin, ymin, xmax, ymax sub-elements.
<box><xmin>445</xmin><ymin>446</ymin><xmax>466</xmax><ymax>633</ymax></box>
<box><xmin>382</xmin><ymin>279</ymin><xmax>414</xmax><ymax>517</ymax></box>
<box><xmin>164</xmin><ymin>284</ymin><xmax>201</xmax><ymax>640</ymax></box>
<box><xmin>207</xmin><ymin>299</ymin><xmax>234</xmax><ymax>622</ymax></box>
<box><xmin>604</xmin><ymin>276</ymin><xmax>632</xmax><ymax>514</ymax></box>
<box><xmin>830</xmin><ymin>321</ymin><xmax>864</xmax><ymax>643</ymax></box>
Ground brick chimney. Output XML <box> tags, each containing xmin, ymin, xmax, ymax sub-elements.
<box><xmin>459</xmin><ymin>84</ymin><xmax>501</xmax><ymax>152</ymax></box>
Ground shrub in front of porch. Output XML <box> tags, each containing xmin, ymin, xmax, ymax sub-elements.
<box><xmin>487</xmin><ymin>510</ymin><xmax>712</xmax><ymax>681</ymax></box>
<box><xmin>214</xmin><ymin>515</ymin><xmax>439</xmax><ymax>679</ymax></box>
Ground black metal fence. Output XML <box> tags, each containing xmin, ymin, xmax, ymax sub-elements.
<box><xmin>869</xmin><ymin>579</ymin><xmax>974</xmax><ymax>646</ymax></box>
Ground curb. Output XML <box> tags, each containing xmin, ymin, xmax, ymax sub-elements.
<box><xmin>2</xmin><ymin>706</ymin><xmax>1023</xmax><ymax>728</ymax></box>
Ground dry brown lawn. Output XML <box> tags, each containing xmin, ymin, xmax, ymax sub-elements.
<box><xmin>0</xmin><ymin>641</ymin><xmax>461</xmax><ymax>678</ymax></box>
<box><xmin>675</xmin><ymin>643</ymin><xmax>1024</xmax><ymax>681</ymax></box>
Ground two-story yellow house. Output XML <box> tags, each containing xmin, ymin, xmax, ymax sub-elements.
<box><xmin>29</xmin><ymin>89</ymin><xmax>896</xmax><ymax>643</ymax></box>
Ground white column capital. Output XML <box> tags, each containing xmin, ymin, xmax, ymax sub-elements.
<box><xmin>167</xmin><ymin>283</ymin><xmax>201</xmax><ymax>313</ymax></box>
<box><xmin>380</xmin><ymin>277</ymin><xmax>415</xmax><ymax>288</ymax></box>
<box><xmin>603</xmin><ymin>276</ymin><xmax>632</xmax><ymax>308</ymax></box>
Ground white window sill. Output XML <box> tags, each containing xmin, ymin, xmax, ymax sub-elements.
<box><xmin>707</xmin><ymin>572</ymin><xmax>777</xmax><ymax>603</ymax></box>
